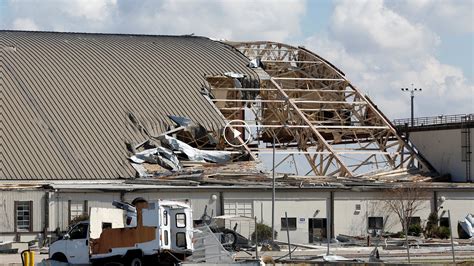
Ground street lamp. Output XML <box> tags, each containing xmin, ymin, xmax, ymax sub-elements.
<box><xmin>401</xmin><ymin>84</ymin><xmax>422</xmax><ymax>127</ymax></box>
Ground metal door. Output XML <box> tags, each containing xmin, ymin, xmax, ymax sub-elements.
<box><xmin>308</xmin><ymin>218</ymin><xmax>327</xmax><ymax>243</ymax></box>
<box><xmin>169</xmin><ymin>208</ymin><xmax>192</xmax><ymax>252</ymax></box>
<box><xmin>160</xmin><ymin>207</ymin><xmax>171</xmax><ymax>250</ymax></box>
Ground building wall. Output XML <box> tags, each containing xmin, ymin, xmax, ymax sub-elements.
<box><xmin>223</xmin><ymin>190</ymin><xmax>329</xmax><ymax>244</ymax></box>
<box><xmin>1</xmin><ymin>187</ymin><xmax>473</xmax><ymax>244</ymax></box>
<box><xmin>50</xmin><ymin>192</ymin><xmax>122</xmax><ymax>231</ymax></box>
<box><xmin>411</xmin><ymin>128</ymin><xmax>473</xmax><ymax>182</ymax></box>
<box><xmin>124</xmin><ymin>190</ymin><xmax>219</xmax><ymax>221</ymax></box>
<box><xmin>59</xmin><ymin>188</ymin><xmax>473</xmax><ymax>242</ymax></box>
<box><xmin>437</xmin><ymin>191</ymin><xmax>474</xmax><ymax>228</ymax></box>
<box><xmin>0</xmin><ymin>189</ymin><xmax>46</xmax><ymax>242</ymax></box>
<box><xmin>334</xmin><ymin>191</ymin><xmax>432</xmax><ymax>237</ymax></box>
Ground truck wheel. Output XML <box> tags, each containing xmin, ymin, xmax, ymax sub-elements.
<box><xmin>129</xmin><ymin>257</ymin><xmax>143</xmax><ymax>266</ymax></box>
<box><xmin>51</xmin><ymin>253</ymin><xmax>68</xmax><ymax>263</ymax></box>
<box><xmin>222</xmin><ymin>229</ymin><xmax>238</xmax><ymax>249</ymax></box>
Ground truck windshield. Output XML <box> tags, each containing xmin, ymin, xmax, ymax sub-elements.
<box><xmin>69</xmin><ymin>223</ymin><xmax>88</xmax><ymax>239</ymax></box>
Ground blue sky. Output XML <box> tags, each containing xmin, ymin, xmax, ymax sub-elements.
<box><xmin>1</xmin><ymin>0</ymin><xmax>472</xmax><ymax>119</ymax></box>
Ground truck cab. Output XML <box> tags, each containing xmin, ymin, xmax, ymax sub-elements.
<box><xmin>49</xmin><ymin>221</ymin><xmax>90</xmax><ymax>264</ymax></box>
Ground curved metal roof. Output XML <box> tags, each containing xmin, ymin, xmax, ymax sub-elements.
<box><xmin>0</xmin><ymin>31</ymin><xmax>257</xmax><ymax>180</ymax></box>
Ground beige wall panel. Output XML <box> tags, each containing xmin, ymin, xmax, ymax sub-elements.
<box><xmin>0</xmin><ymin>190</ymin><xmax>45</xmax><ymax>232</ymax></box>
<box><xmin>51</xmin><ymin>192</ymin><xmax>121</xmax><ymax>231</ymax></box>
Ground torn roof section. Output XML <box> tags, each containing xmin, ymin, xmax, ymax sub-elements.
<box><xmin>0</xmin><ymin>31</ymin><xmax>259</xmax><ymax>180</ymax></box>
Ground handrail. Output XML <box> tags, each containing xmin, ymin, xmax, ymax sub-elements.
<box><xmin>393</xmin><ymin>113</ymin><xmax>474</xmax><ymax>127</ymax></box>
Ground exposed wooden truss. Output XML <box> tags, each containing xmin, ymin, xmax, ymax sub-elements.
<box><xmin>205</xmin><ymin>41</ymin><xmax>432</xmax><ymax>177</ymax></box>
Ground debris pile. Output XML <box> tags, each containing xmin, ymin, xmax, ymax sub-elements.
<box><xmin>127</xmin><ymin>115</ymin><xmax>250</xmax><ymax>178</ymax></box>
<box><xmin>458</xmin><ymin>214</ymin><xmax>474</xmax><ymax>239</ymax></box>
<box><xmin>126</xmin><ymin>115</ymin><xmax>434</xmax><ymax>186</ymax></box>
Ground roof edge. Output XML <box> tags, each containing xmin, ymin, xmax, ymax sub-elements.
<box><xmin>0</xmin><ymin>30</ymin><xmax>210</xmax><ymax>40</ymax></box>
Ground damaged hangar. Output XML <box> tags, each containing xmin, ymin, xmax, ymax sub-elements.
<box><xmin>1</xmin><ymin>31</ymin><xmax>473</xmax><ymax>244</ymax></box>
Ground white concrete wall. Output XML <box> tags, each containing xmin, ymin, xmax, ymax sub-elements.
<box><xmin>334</xmin><ymin>191</ymin><xmax>431</xmax><ymax>237</ymax></box>
<box><xmin>0</xmin><ymin>189</ymin><xmax>46</xmax><ymax>242</ymax></box>
<box><xmin>1</xmin><ymin>187</ymin><xmax>473</xmax><ymax>243</ymax></box>
<box><xmin>223</xmin><ymin>190</ymin><xmax>329</xmax><ymax>244</ymax></box>
<box><xmin>411</xmin><ymin>128</ymin><xmax>473</xmax><ymax>182</ymax></box>
<box><xmin>437</xmin><ymin>190</ymin><xmax>474</xmax><ymax>237</ymax></box>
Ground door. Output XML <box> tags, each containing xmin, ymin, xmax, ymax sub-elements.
<box><xmin>169</xmin><ymin>208</ymin><xmax>190</xmax><ymax>252</ymax></box>
<box><xmin>308</xmin><ymin>218</ymin><xmax>327</xmax><ymax>243</ymax></box>
<box><xmin>66</xmin><ymin>223</ymin><xmax>90</xmax><ymax>264</ymax></box>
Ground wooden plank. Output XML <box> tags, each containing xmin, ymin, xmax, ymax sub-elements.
<box><xmin>269</xmin><ymin>78</ymin><xmax>353</xmax><ymax>176</ymax></box>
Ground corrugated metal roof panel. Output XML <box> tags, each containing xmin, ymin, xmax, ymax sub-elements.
<box><xmin>0</xmin><ymin>31</ymin><xmax>257</xmax><ymax>180</ymax></box>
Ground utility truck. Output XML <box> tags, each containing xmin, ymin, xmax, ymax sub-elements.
<box><xmin>49</xmin><ymin>198</ymin><xmax>193</xmax><ymax>265</ymax></box>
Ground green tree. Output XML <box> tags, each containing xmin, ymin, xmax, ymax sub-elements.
<box><xmin>251</xmin><ymin>223</ymin><xmax>277</xmax><ymax>244</ymax></box>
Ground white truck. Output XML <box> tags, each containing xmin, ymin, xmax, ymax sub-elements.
<box><xmin>49</xmin><ymin>198</ymin><xmax>193</xmax><ymax>265</ymax></box>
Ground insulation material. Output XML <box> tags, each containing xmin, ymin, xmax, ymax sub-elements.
<box><xmin>89</xmin><ymin>208</ymin><xmax>126</xmax><ymax>239</ymax></box>
<box><xmin>459</xmin><ymin>214</ymin><xmax>474</xmax><ymax>239</ymax></box>
<box><xmin>159</xmin><ymin>135</ymin><xmax>232</xmax><ymax>163</ymax></box>
<box><xmin>130</xmin><ymin>146</ymin><xmax>181</xmax><ymax>171</ymax></box>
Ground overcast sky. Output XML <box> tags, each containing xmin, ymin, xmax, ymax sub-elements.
<box><xmin>1</xmin><ymin>0</ymin><xmax>473</xmax><ymax>119</ymax></box>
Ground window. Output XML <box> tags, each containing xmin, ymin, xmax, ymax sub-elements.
<box><xmin>176</xmin><ymin>232</ymin><xmax>186</xmax><ymax>247</ymax></box>
<box><xmin>69</xmin><ymin>200</ymin><xmax>88</xmax><ymax>223</ymax></box>
<box><xmin>15</xmin><ymin>201</ymin><xmax>32</xmax><ymax>232</ymax></box>
<box><xmin>440</xmin><ymin>217</ymin><xmax>450</xmax><ymax>227</ymax></box>
<box><xmin>408</xmin><ymin>216</ymin><xmax>421</xmax><ymax>226</ymax></box>
<box><xmin>102</xmin><ymin>222</ymin><xmax>112</xmax><ymax>230</ymax></box>
<box><xmin>69</xmin><ymin>223</ymin><xmax>88</xmax><ymax>240</ymax></box>
<box><xmin>164</xmin><ymin>230</ymin><xmax>169</xmax><ymax>245</ymax></box>
<box><xmin>368</xmin><ymin>217</ymin><xmax>384</xmax><ymax>230</ymax></box>
<box><xmin>176</xmin><ymin>213</ymin><xmax>186</xmax><ymax>228</ymax></box>
<box><xmin>224</xmin><ymin>201</ymin><xmax>252</xmax><ymax>217</ymax></box>
<box><xmin>281</xmin><ymin>217</ymin><xmax>297</xmax><ymax>230</ymax></box>
<box><xmin>354</xmin><ymin>204</ymin><xmax>361</xmax><ymax>215</ymax></box>
<box><xmin>163</xmin><ymin>210</ymin><xmax>168</xmax><ymax>226</ymax></box>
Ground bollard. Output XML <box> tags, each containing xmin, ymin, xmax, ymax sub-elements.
<box><xmin>21</xmin><ymin>250</ymin><xmax>35</xmax><ymax>266</ymax></box>
<box><xmin>21</xmin><ymin>250</ymin><xmax>30</xmax><ymax>266</ymax></box>
<box><xmin>29</xmin><ymin>251</ymin><xmax>35</xmax><ymax>266</ymax></box>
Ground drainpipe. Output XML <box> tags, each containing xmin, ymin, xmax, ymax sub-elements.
<box><xmin>43</xmin><ymin>191</ymin><xmax>49</xmax><ymax>244</ymax></box>
<box><xmin>55</xmin><ymin>189</ymin><xmax>60</xmax><ymax>231</ymax></box>
<box><xmin>219</xmin><ymin>191</ymin><xmax>224</xmax><ymax>216</ymax></box>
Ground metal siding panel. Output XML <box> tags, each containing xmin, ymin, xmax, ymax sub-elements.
<box><xmin>0</xmin><ymin>190</ymin><xmax>44</xmax><ymax>233</ymax></box>
<box><xmin>0</xmin><ymin>31</ymin><xmax>258</xmax><ymax>180</ymax></box>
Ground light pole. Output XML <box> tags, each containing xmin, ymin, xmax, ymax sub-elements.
<box><xmin>271</xmin><ymin>134</ymin><xmax>276</xmax><ymax>244</ymax></box>
<box><xmin>440</xmin><ymin>210</ymin><xmax>456</xmax><ymax>263</ymax></box>
<box><xmin>401</xmin><ymin>84</ymin><xmax>422</xmax><ymax>127</ymax></box>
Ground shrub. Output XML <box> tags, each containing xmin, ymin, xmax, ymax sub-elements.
<box><xmin>408</xmin><ymin>223</ymin><xmax>422</xmax><ymax>236</ymax></box>
<box><xmin>424</xmin><ymin>212</ymin><xmax>439</xmax><ymax>238</ymax></box>
<box><xmin>392</xmin><ymin>231</ymin><xmax>405</xmax><ymax>238</ymax></box>
<box><xmin>436</xmin><ymin>226</ymin><xmax>451</xmax><ymax>239</ymax></box>
<box><xmin>251</xmin><ymin>223</ymin><xmax>277</xmax><ymax>244</ymax></box>
<box><xmin>69</xmin><ymin>214</ymin><xmax>89</xmax><ymax>226</ymax></box>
